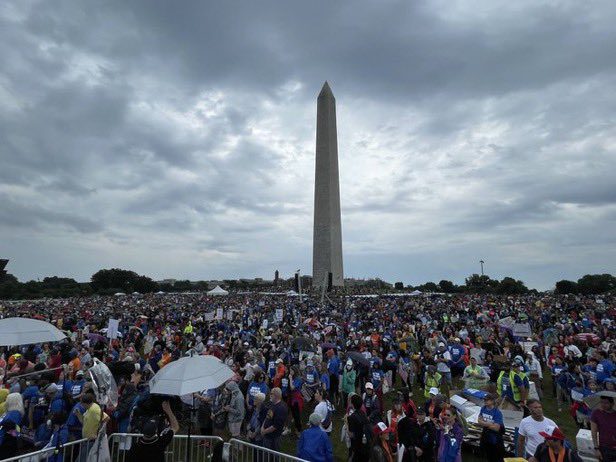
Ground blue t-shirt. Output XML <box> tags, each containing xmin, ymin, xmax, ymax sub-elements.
<box><xmin>247</xmin><ymin>382</ymin><xmax>269</xmax><ymax>406</ymax></box>
<box><xmin>0</xmin><ymin>410</ymin><xmax>22</xmax><ymax>445</ymax></box>
<box><xmin>596</xmin><ymin>360</ymin><xmax>615</xmax><ymax>384</ymax></box>
<box><xmin>320</xmin><ymin>373</ymin><xmax>330</xmax><ymax>391</ymax></box>
<box><xmin>327</xmin><ymin>356</ymin><xmax>340</xmax><ymax>375</ymax></box>
<box><xmin>22</xmin><ymin>385</ymin><xmax>40</xmax><ymax>403</ymax></box>
<box><xmin>304</xmin><ymin>369</ymin><xmax>318</xmax><ymax>385</ymax></box>
<box><xmin>449</xmin><ymin>344</ymin><xmax>464</xmax><ymax>364</ymax></box>
<box><xmin>479</xmin><ymin>406</ymin><xmax>504</xmax><ymax>444</ymax></box>
<box><xmin>66</xmin><ymin>403</ymin><xmax>86</xmax><ymax>437</ymax></box>
<box><xmin>370</xmin><ymin>369</ymin><xmax>384</xmax><ymax>389</ymax></box>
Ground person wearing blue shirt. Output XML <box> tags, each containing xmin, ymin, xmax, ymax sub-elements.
<box><xmin>449</xmin><ymin>340</ymin><xmax>466</xmax><ymax>378</ymax></box>
<box><xmin>246</xmin><ymin>372</ymin><xmax>269</xmax><ymax>409</ymax></box>
<box><xmin>66</xmin><ymin>402</ymin><xmax>86</xmax><ymax>440</ymax></box>
<box><xmin>319</xmin><ymin>363</ymin><xmax>330</xmax><ymax>394</ymax></box>
<box><xmin>551</xmin><ymin>358</ymin><xmax>568</xmax><ymax>411</ymax></box>
<box><xmin>370</xmin><ymin>361</ymin><xmax>384</xmax><ymax>392</ymax></box>
<box><xmin>68</xmin><ymin>370</ymin><xmax>86</xmax><ymax>399</ymax></box>
<box><xmin>326</xmin><ymin>351</ymin><xmax>340</xmax><ymax>405</ymax></box>
<box><xmin>596</xmin><ymin>351</ymin><xmax>615</xmax><ymax>384</ymax></box>
<box><xmin>477</xmin><ymin>393</ymin><xmax>505</xmax><ymax>462</ymax></box>
<box><xmin>46</xmin><ymin>413</ymin><xmax>70</xmax><ymax>462</ymax></box>
<box><xmin>45</xmin><ymin>385</ymin><xmax>66</xmax><ymax>415</ymax></box>
<box><xmin>297</xmin><ymin>413</ymin><xmax>333</xmax><ymax>462</ymax></box>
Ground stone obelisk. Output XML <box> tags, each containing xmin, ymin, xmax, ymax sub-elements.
<box><xmin>313</xmin><ymin>81</ymin><xmax>344</xmax><ymax>288</ymax></box>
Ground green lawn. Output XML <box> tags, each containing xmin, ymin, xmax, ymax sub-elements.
<box><xmin>278</xmin><ymin>371</ymin><xmax>580</xmax><ymax>461</ymax></box>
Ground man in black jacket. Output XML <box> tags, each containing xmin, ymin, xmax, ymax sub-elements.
<box><xmin>347</xmin><ymin>394</ymin><xmax>371</xmax><ymax>462</ymax></box>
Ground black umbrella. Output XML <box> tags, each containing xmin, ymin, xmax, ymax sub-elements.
<box><xmin>292</xmin><ymin>336</ymin><xmax>315</xmax><ymax>351</ymax></box>
<box><xmin>347</xmin><ymin>351</ymin><xmax>370</xmax><ymax>367</ymax></box>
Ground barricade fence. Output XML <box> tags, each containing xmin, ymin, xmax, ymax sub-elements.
<box><xmin>228</xmin><ymin>438</ymin><xmax>308</xmax><ymax>462</ymax></box>
<box><xmin>4</xmin><ymin>433</ymin><xmax>303</xmax><ymax>462</ymax></box>
<box><xmin>108</xmin><ymin>433</ymin><xmax>224</xmax><ymax>462</ymax></box>
<box><xmin>2</xmin><ymin>437</ymin><xmax>90</xmax><ymax>462</ymax></box>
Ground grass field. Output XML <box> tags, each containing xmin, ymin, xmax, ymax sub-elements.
<box><xmin>277</xmin><ymin>370</ymin><xmax>580</xmax><ymax>461</ymax></box>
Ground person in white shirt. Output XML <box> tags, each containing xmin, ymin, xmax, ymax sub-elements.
<box><xmin>435</xmin><ymin>343</ymin><xmax>452</xmax><ymax>386</ymax></box>
<box><xmin>564</xmin><ymin>341</ymin><xmax>583</xmax><ymax>359</ymax></box>
<box><xmin>517</xmin><ymin>399</ymin><xmax>557</xmax><ymax>459</ymax></box>
<box><xmin>525</xmin><ymin>352</ymin><xmax>543</xmax><ymax>398</ymax></box>
<box><xmin>313</xmin><ymin>389</ymin><xmax>333</xmax><ymax>434</ymax></box>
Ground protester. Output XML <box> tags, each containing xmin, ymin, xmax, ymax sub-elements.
<box><xmin>436</xmin><ymin>408</ymin><xmax>463</xmax><ymax>462</ymax></box>
<box><xmin>477</xmin><ymin>393</ymin><xmax>505</xmax><ymax>462</ymax></box>
<box><xmin>261</xmin><ymin>387</ymin><xmax>287</xmax><ymax>451</ymax></box>
<box><xmin>590</xmin><ymin>392</ymin><xmax>616</xmax><ymax>461</ymax></box>
<box><xmin>348</xmin><ymin>393</ymin><xmax>371</xmax><ymax>462</ymax></box>
<box><xmin>517</xmin><ymin>399</ymin><xmax>558</xmax><ymax>460</ymax></box>
<box><xmin>127</xmin><ymin>400</ymin><xmax>179</xmax><ymax>462</ymax></box>
<box><xmin>297</xmin><ymin>412</ymin><xmax>333</xmax><ymax>462</ymax></box>
<box><xmin>528</xmin><ymin>427</ymin><xmax>583</xmax><ymax>462</ymax></box>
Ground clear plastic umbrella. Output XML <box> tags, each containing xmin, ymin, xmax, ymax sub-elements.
<box><xmin>89</xmin><ymin>358</ymin><xmax>119</xmax><ymax>407</ymax></box>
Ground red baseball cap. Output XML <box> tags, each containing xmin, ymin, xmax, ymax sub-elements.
<box><xmin>373</xmin><ymin>422</ymin><xmax>393</xmax><ymax>436</ymax></box>
<box><xmin>539</xmin><ymin>427</ymin><xmax>566</xmax><ymax>441</ymax></box>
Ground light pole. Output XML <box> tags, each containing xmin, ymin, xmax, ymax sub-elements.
<box><xmin>480</xmin><ymin>260</ymin><xmax>485</xmax><ymax>276</ymax></box>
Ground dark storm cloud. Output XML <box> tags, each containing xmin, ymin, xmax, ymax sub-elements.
<box><xmin>1</xmin><ymin>0</ymin><xmax>615</xmax><ymax>288</ymax></box>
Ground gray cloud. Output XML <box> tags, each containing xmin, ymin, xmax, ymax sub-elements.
<box><xmin>1</xmin><ymin>0</ymin><xmax>615</xmax><ymax>289</ymax></box>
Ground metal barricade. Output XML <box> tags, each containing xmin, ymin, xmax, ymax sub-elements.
<box><xmin>228</xmin><ymin>439</ymin><xmax>307</xmax><ymax>462</ymax></box>
<box><xmin>1</xmin><ymin>438</ymin><xmax>91</xmax><ymax>462</ymax></box>
<box><xmin>108</xmin><ymin>433</ymin><xmax>224</xmax><ymax>462</ymax></box>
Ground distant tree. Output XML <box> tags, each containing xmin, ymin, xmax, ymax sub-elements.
<box><xmin>576</xmin><ymin>274</ymin><xmax>616</xmax><ymax>295</ymax></box>
<box><xmin>555</xmin><ymin>280</ymin><xmax>578</xmax><ymax>294</ymax></box>
<box><xmin>417</xmin><ymin>281</ymin><xmax>439</xmax><ymax>292</ymax></box>
<box><xmin>91</xmin><ymin>268</ymin><xmax>156</xmax><ymax>293</ymax></box>
<box><xmin>394</xmin><ymin>282</ymin><xmax>404</xmax><ymax>290</ymax></box>
<box><xmin>173</xmin><ymin>280</ymin><xmax>193</xmax><ymax>291</ymax></box>
<box><xmin>463</xmin><ymin>274</ymin><xmax>499</xmax><ymax>294</ymax></box>
<box><xmin>496</xmin><ymin>277</ymin><xmax>529</xmax><ymax>295</ymax></box>
<box><xmin>438</xmin><ymin>280</ymin><xmax>458</xmax><ymax>293</ymax></box>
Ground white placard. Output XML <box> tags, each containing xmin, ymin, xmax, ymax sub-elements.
<box><xmin>215</xmin><ymin>308</ymin><xmax>223</xmax><ymax>320</ymax></box>
<box><xmin>106</xmin><ymin>319</ymin><xmax>120</xmax><ymax>339</ymax></box>
<box><xmin>275</xmin><ymin>309</ymin><xmax>283</xmax><ymax>322</ymax></box>
<box><xmin>203</xmin><ymin>312</ymin><xmax>215</xmax><ymax>321</ymax></box>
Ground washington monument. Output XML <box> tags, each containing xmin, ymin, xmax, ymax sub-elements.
<box><xmin>313</xmin><ymin>82</ymin><xmax>344</xmax><ymax>288</ymax></box>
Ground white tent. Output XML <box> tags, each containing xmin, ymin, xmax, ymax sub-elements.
<box><xmin>114</xmin><ymin>292</ymin><xmax>126</xmax><ymax>296</ymax></box>
<box><xmin>410</xmin><ymin>290</ymin><xmax>422</xmax><ymax>296</ymax></box>
<box><xmin>207</xmin><ymin>285</ymin><xmax>229</xmax><ymax>296</ymax></box>
<box><xmin>286</xmin><ymin>290</ymin><xmax>299</xmax><ymax>297</ymax></box>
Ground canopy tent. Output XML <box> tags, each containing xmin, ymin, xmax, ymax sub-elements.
<box><xmin>0</xmin><ymin>317</ymin><xmax>66</xmax><ymax>346</ymax></box>
<box><xmin>410</xmin><ymin>290</ymin><xmax>422</xmax><ymax>296</ymax></box>
<box><xmin>207</xmin><ymin>285</ymin><xmax>229</xmax><ymax>296</ymax></box>
<box><xmin>113</xmin><ymin>292</ymin><xmax>126</xmax><ymax>296</ymax></box>
<box><xmin>286</xmin><ymin>290</ymin><xmax>299</xmax><ymax>296</ymax></box>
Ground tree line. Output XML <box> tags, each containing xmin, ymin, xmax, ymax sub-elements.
<box><xmin>0</xmin><ymin>268</ymin><xmax>614</xmax><ymax>300</ymax></box>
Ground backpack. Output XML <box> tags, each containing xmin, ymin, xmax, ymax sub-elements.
<box><xmin>322</xmin><ymin>401</ymin><xmax>335</xmax><ymax>429</ymax></box>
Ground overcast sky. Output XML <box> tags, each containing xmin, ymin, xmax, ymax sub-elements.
<box><xmin>1</xmin><ymin>1</ymin><xmax>615</xmax><ymax>289</ymax></box>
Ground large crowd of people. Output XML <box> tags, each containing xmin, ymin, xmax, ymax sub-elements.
<box><xmin>0</xmin><ymin>290</ymin><xmax>615</xmax><ymax>462</ymax></box>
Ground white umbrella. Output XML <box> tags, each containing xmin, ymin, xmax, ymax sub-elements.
<box><xmin>584</xmin><ymin>390</ymin><xmax>616</xmax><ymax>409</ymax></box>
<box><xmin>0</xmin><ymin>317</ymin><xmax>66</xmax><ymax>346</ymax></box>
<box><xmin>149</xmin><ymin>355</ymin><xmax>234</xmax><ymax>396</ymax></box>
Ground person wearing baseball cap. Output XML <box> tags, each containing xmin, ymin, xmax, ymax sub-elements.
<box><xmin>363</xmin><ymin>382</ymin><xmax>381</xmax><ymax>423</ymax></box>
<box><xmin>529</xmin><ymin>426</ymin><xmax>583</xmax><ymax>462</ymax></box>
<box><xmin>371</xmin><ymin>422</ymin><xmax>394</xmax><ymax>462</ymax></box>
